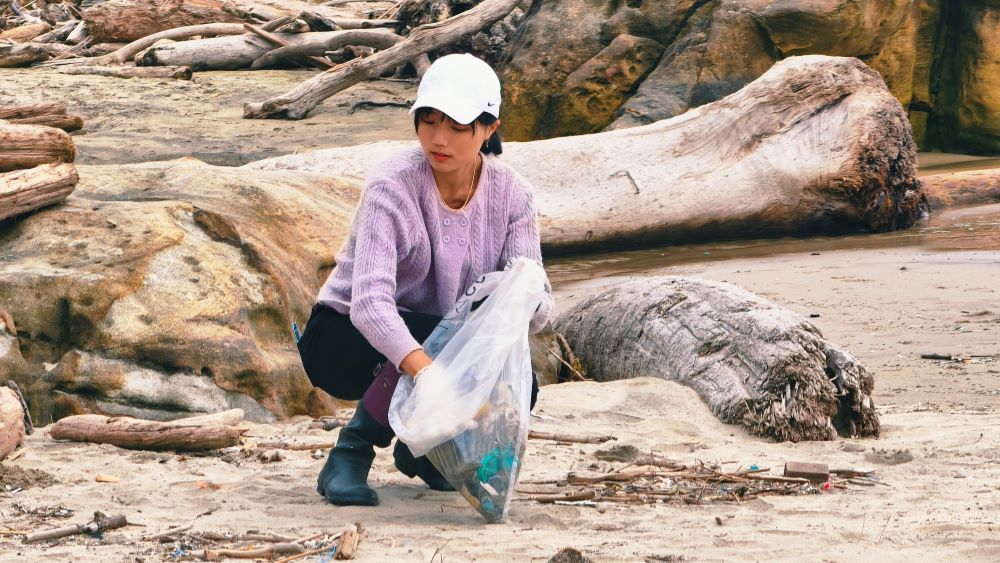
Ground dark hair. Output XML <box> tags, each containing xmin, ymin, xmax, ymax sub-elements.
<box><xmin>413</xmin><ymin>107</ymin><xmax>503</xmax><ymax>155</ymax></box>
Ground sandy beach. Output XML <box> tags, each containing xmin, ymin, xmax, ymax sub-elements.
<box><xmin>1</xmin><ymin>69</ymin><xmax>999</xmax><ymax>562</ymax></box>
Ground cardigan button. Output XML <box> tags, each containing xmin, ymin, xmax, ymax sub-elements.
<box><xmin>443</xmin><ymin>218</ymin><xmax>451</xmax><ymax>226</ymax></box>
<box><xmin>460</xmin><ymin>218</ymin><xmax>468</xmax><ymax>226</ymax></box>
<box><xmin>459</xmin><ymin>238</ymin><xmax>467</xmax><ymax>245</ymax></box>
<box><xmin>443</xmin><ymin>235</ymin><xmax>451</xmax><ymax>243</ymax></box>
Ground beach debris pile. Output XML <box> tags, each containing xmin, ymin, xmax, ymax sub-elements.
<box><xmin>517</xmin><ymin>442</ymin><xmax>886</xmax><ymax>506</ymax></box>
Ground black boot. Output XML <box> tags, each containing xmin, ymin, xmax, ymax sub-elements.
<box><xmin>393</xmin><ymin>441</ymin><xmax>456</xmax><ymax>492</ymax></box>
<box><xmin>317</xmin><ymin>403</ymin><xmax>394</xmax><ymax>506</ymax></box>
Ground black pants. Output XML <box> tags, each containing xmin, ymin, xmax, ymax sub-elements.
<box><xmin>297</xmin><ymin>304</ymin><xmax>538</xmax><ymax>406</ymax></box>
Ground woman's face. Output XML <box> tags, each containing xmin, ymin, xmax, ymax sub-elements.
<box><xmin>416</xmin><ymin>109</ymin><xmax>498</xmax><ymax>175</ymax></box>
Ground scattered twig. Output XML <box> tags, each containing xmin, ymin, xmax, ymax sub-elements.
<box><xmin>141</xmin><ymin>523</ymin><xmax>193</xmax><ymax>542</ymax></box>
<box><xmin>255</xmin><ymin>439</ymin><xmax>337</xmax><ymax>450</ymax></box>
<box><xmin>528</xmin><ymin>430</ymin><xmax>615</xmax><ymax>444</ymax></box>
<box><xmin>23</xmin><ymin>511</ymin><xmax>127</xmax><ymax>544</ymax></box>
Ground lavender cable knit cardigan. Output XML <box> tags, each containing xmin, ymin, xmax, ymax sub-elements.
<box><xmin>317</xmin><ymin>147</ymin><xmax>554</xmax><ymax>369</ymax></box>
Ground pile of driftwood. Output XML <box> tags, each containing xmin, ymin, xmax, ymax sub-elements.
<box><xmin>0</xmin><ymin>103</ymin><xmax>80</xmax><ymax>223</ymax></box>
<box><xmin>2</xmin><ymin>0</ymin><xmax>525</xmax><ymax>120</ymax></box>
<box><xmin>0</xmin><ymin>0</ymin><xmax>406</xmax><ymax>73</ymax></box>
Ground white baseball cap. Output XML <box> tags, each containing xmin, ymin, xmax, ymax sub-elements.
<box><xmin>409</xmin><ymin>53</ymin><xmax>501</xmax><ymax>125</ymax></box>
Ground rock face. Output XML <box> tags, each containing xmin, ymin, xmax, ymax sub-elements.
<box><xmin>500</xmin><ymin>0</ymin><xmax>1000</xmax><ymax>154</ymax></box>
<box><xmin>0</xmin><ymin>160</ymin><xmax>354</xmax><ymax>423</ymax></box>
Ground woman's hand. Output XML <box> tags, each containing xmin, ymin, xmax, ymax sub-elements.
<box><xmin>399</xmin><ymin>348</ymin><xmax>434</xmax><ymax>378</ymax></box>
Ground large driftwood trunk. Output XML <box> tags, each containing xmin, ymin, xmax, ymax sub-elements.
<box><xmin>139</xmin><ymin>30</ymin><xmax>345</xmax><ymax>71</ymax></box>
<box><xmin>248</xmin><ymin>56</ymin><xmax>928</xmax><ymax>252</ymax></box>
<box><xmin>0</xmin><ymin>163</ymin><xmax>80</xmax><ymax>221</ymax></box>
<box><xmin>83</xmin><ymin>0</ymin><xmax>244</xmax><ymax>43</ymax></box>
<box><xmin>0</xmin><ymin>386</ymin><xmax>26</xmax><ymax>460</ymax></box>
<box><xmin>554</xmin><ymin>277</ymin><xmax>880</xmax><ymax>442</ymax></box>
<box><xmin>49</xmin><ymin>409</ymin><xmax>246</xmax><ymax>451</ymax></box>
<box><xmin>0</xmin><ymin>121</ymin><xmax>77</xmax><ymax>173</ymax></box>
<box><xmin>243</xmin><ymin>0</ymin><xmax>523</xmax><ymax>118</ymax></box>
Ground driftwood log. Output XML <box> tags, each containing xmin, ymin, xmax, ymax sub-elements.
<box><xmin>82</xmin><ymin>0</ymin><xmax>244</xmax><ymax>43</ymax></box>
<box><xmin>0</xmin><ymin>385</ymin><xmax>26</xmax><ymax>461</ymax></box>
<box><xmin>138</xmin><ymin>30</ymin><xmax>346</xmax><ymax>71</ymax></box>
<box><xmin>243</xmin><ymin>0</ymin><xmax>522</xmax><ymax>119</ymax></box>
<box><xmin>0</xmin><ymin>21</ymin><xmax>51</xmax><ymax>43</ymax></box>
<box><xmin>0</xmin><ymin>103</ymin><xmax>84</xmax><ymax>132</ymax></box>
<box><xmin>248</xmin><ymin>56</ymin><xmax>928</xmax><ymax>250</ymax></box>
<box><xmin>553</xmin><ymin>277</ymin><xmax>880</xmax><ymax>442</ymax></box>
<box><xmin>0</xmin><ymin>121</ymin><xmax>76</xmax><ymax>173</ymax></box>
<box><xmin>23</xmin><ymin>512</ymin><xmax>128</xmax><ymax>544</ymax></box>
<box><xmin>49</xmin><ymin>408</ymin><xmax>246</xmax><ymax>450</ymax></box>
<box><xmin>0</xmin><ymin>162</ymin><xmax>80</xmax><ymax>221</ymax></box>
<box><xmin>32</xmin><ymin>20</ymin><xmax>79</xmax><ymax>44</ymax></box>
<box><xmin>921</xmin><ymin>168</ymin><xmax>1000</xmax><ymax>209</ymax></box>
<box><xmin>249</xmin><ymin>29</ymin><xmax>401</xmax><ymax>69</ymax></box>
<box><xmin>0</xmin><ymin>42</ymin><xmax>49</xmax><ymax>67</ymax></box>
<box><xmin>59</xmin><ymin>64</ymin><xmax>193</xmax><ymax>80</ymax></box>
<box><xmin>90</xmin><ymin>22</ymin><xmax>247</xmax><ymax>65</ymax></box>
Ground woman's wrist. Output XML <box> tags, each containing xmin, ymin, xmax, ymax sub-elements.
<box><xmin>400</xmin><ymin>348</ymin><xmax>433</xmax><ymax>377</ymax></box>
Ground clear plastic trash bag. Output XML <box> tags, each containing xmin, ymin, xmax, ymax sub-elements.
<box><xmin>389</xmin><ymin>257</ymin><xmax>547</xmax><ymax>523</ymax></box>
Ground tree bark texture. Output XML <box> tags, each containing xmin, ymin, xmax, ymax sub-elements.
<box><xmin>49</xmin><ymin>412</ymin><xmax>245</xmax><ymax>450</ymax></box>
<box><xmin>553</xmin><ymin>277</ymin><xmax>880</xmax><ymax>442</ymax></box>
<box><xmin>247</xmin><ymin>56</ymin><xmax>928</xmax><ymax>251</ymax></box>
<box><xmin>243</xmin><ymin>0</ymin><xmax>522</xmax><ymax>119</ymax></box>
<box><xmin>82</xmin><ymin>0</ymin><xmax>244</xmax><ymax>43</ymax></box>
<box><xmin>0</xmin><ymin>386</ymin><xmax>26</xmax><ymax>461</ymax></box>
<box><xmin>0</xmin><ymin>121</ymin><xmax>76</xmax><ymax>173</ymax></box>
<box><xmin>139</xmin><ymin>30</ymin><xmax>345</xmax><ymax>71</ymax></box>
<box><xmin>0</xmin><ymin>162</ymin><xmax>80</xmax><ymax>221</ymax></box>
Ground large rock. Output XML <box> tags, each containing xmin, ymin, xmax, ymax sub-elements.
<box><xmin>754</xmin><ymin>0</ymin><xmax>912</xmax><ymax>58</ymax></box>
<box><xmin>501</xmin><ymin>0</ymin><xmax>1000</xmax><ymax>154</ymax></box>
<box><xmin>928</xmin><ymin>1</ymin><xmax>1000</xmax><ymax>154</ymax></box>
<box><xmin>607</xmin><ymin>0</ymin><xmax>775</xmax><ymax>131</ymax></box>
<box><xmin>0</xmin><ymin>160</ymin><xmax>353</xmax><ymax>423</ymax></box>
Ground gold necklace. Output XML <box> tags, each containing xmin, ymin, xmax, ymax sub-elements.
<box><xmin>458</xmin><ymin>156</ymin><xmax>479</xmax><ymax>211</ymax></box>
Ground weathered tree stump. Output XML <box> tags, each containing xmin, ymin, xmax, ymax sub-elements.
<box><xmin>49</xmin><ymin>409</ymin><xmax>246</xmax><ymax>451</ymax></box>
<box><xmin>554</xmin><ymin>277</ymin><xmax>880</xmax><ymax>442</ymax></box>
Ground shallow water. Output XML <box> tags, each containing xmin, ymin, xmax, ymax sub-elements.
<box><xmin>547</xmin><ymin>203</ymin><xmax>1000</xmax><ymax>286</ymax></box>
